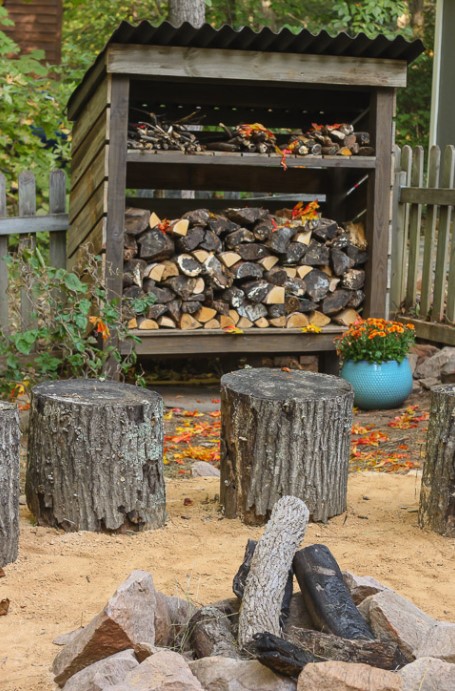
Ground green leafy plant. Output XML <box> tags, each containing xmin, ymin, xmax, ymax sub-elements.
<box><xmin>0</xmin><ymin>245</ymin><xmax>155</xmax><ymax>405</ymax></box>
<box><xmin>335</xmin><ymin>318</ymin><xmax>416</xmax><ymax>365</ymax></box>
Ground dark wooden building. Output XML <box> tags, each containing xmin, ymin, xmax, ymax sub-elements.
<box><xmin>67</xmin><ymin>22</ymin><xmax>423</xmax><ymax>359</ymax></box>
<box><xmin>3</xmin><ymin>0</ymin><xmax>62</xmax><ymax>64</ymax></box>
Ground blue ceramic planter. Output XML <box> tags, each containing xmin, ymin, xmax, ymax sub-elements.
<box><xmin>340</xmin><ymin>358</ymin><xmax>413</xmax><ymax>410</ymax></box>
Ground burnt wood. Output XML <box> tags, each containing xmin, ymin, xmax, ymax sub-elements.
<box><xmin>286</xmin><ymin>627</ymin><xmax>411</xmax><ymax>670</ymax></box>
<box><xmin>293</xmin><ymin>545</ymin><xmax>375</xmax><ymax>640</ymax></box>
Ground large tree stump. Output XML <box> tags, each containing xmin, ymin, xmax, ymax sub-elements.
<box><xmin>220</xmin><ymin>368</ymin><xmax>353</xmax><ymax>524</ymax></box>
<box><xmin>419</xmin><ymin>384</ymin><xmax>455</xmax><ymax>536</ymax></box>
<box><xmin>26</xmin><ymin>379</ymin><xmax>166</xmax><ymax>532</ymax></box>
<box><xmin>0</xmin><ymin>402</ymin><xmax>20</xmax><ymax>566</ymax></box>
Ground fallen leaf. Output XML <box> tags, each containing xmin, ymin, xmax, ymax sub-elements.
<box><xmin>0</xmin><ymin>598</ymin><xmax>10</xmax><ymax>616</ymax></box>
<box><xmin>183</xmin><ymin>498</ymin><xmax>193</xmax><ymax>506</ymax></box>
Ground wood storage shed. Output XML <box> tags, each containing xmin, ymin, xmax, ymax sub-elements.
<box><xmin>67</xmin><ymin>22</ymin><xmax>423</xmax><ymax>359</ymax></box>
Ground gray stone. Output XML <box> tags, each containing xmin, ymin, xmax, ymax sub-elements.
<box><xmin>62</xmin><ymin>650</ymin><xmax>139</xmax><ymax>691</ymax></box>
<box><xmin>106</xmin><ymin>650</ymin><xmax>203</xmax><ymax>690</ymax></box>
<box><xmin>191</xmin><ymin>461</ymin><xmax>221</xmax><ymax>477</ymax></box>
<box><xmin>415</xmin><ymin>347</ymin><xmax>455</xmax><ymax>380</ymax></box>
<box><xmin>190</xmin><ymin>656</ymin><xmax>297</xmax><ymax>690</ymax></box>
<box><xmin>358</xmin><ymin>590</ymin><xmax>436</xmax><ymax>659</ymax></box>
<box><xmin>399</xmin><ymin>656</ymin><xmax>455</xmax><ymax>691</ymax></box>
<box><xmin>407</xmin><ymin>353</ymin><xmax>418</xmax><ymax>375</ymax></box>
<box><xmin>53</xmin><ymin>627</ymin><xmax>85</xmax><ymax>646</ymax></box>
<box><xmin>419</xmin><ymin>377</ymin><xmax>440</xmax><ymax>390</ymax></box>
<box><xmin>342</xmin><ymin>571</ymin><xmax>389</xmax><ymax>605</ymax></box>
<box><xmin>53</xmin><ymin>571</ymin><xmax>157</xmax><ymax>687</ymax></box>
<box><xmin>416</xmin><ymin>622</ymin><xmax>455</xmax><ymax>662</ymax></box>
<box><xmin>441</xmin><ymin>357</ymin><xmax>455</xmax><ymax>383</ymax></box>
<box><xmin>296</xmin><ymin>661</ymin><xmax>402</xmax><ymax>690</ymax></box>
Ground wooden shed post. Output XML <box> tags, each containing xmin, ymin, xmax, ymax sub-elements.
<box><xmin>364</xmin><ymin>88</ymin><xmax>395</xmax><ymax>318</ymax></box>
<box><xmin>105</xmin><ymin>75</ymin><xmax>130</xmax><ymax>302</ymax></box>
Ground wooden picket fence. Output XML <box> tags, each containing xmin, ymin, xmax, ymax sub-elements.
<box><xmin>391</xmin><ymin>144</ymin><xmax>455</xmax><ymax>345</ymax></box>
<box><xmin>0</xmin><ymin>170</ymin><xmax>68</xmax><ymax>333</ymax></box>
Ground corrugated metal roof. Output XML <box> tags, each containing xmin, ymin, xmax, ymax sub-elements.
<box><xmin>106</xmin><ymin>21</ymin><xmax>424</xmax><ymax>62</ymax></box>
<box><xmin>69</xmin><ymin>21</ymin><xmax>424</xmax><ymax>115</ymax></box>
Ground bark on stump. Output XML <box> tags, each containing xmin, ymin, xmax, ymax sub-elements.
<box><xmin>25</xmin><ymin>379</ymin><xmax>166</xmax><ymax>532</ymax></box>
<box><xmin>220</xmin><ymin>368</ymin><xmax>353</xmax><ymax>524</ymax></box>
<box><xmin>419</xmin><ymin>384</ymin><xmax>455</xmax><ymax>536</ymax></box>
<box><xmin>0</xmin><ymin>402</ymin><xmax>20</xmax><ymax>566</ymax></box>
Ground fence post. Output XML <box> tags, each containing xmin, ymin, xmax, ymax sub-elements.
<box><xmin>49</xmin><ymin>170</ymin><xmax>67</xmax><ymax>269</ymax></box>
<box><xmin>390</xmin><ymin>169</ymin><xmax>407</xmax><ymax>313</ymax></box>
<box><xmin>432</xmin><ymin>145</ymin><xmax>455</xmax><ymax>322</ymax></box>
<box><xmin>405</xmin><ymin>147</ymin><xmax>424</xmax><ymax>309</ymax></box>
<box><xmin>18</xmin><ymin>171</ymin><xmax>37</xmax><ymax>331</ymax></box>
<box><xmin>0</xmin><ymin>174</ymin><xmax>8</xmax><ymax>333</ymax></box>
<box><xmin>420</xmin><ymin>145</ymin><xmax>441</xmax><ymax>318</ymax></box>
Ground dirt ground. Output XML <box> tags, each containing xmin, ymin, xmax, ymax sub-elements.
<box><xmin>1</xmin><ymin>389</ymin><xmax>455</xmax><ymax>691</ymax></box>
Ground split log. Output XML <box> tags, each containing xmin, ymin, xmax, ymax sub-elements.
<box><xmin>188</xmin><ymin>606</ymin><xmax>240</xmax><ymax>659</ymax></box>
<box><xmin>237</xmin><ymin>496</ymin><xmax>309</xmax><ymax>647</ymax></box>
<box><xmin>419</xmin><ymin>384</ymin><xmax>455</xmax><ymax>536</ymax></box>
<box><xmin>254</xmin><ymin>317</ymin><xmax>269</xmax><ymax>328</ymax></box>
<box><xmin>137</xmin><ymin>318</ymin><xmax>159</xmax><ymax>330</ymax></box>
<box><xmin>25</xmin><ymin>380</ymin><xmax>166</xmax><ymax>532</ymax></box>
<box><xmin>293</xmin><ymin>544</ymin><xmax>374</xmax><ymax>640</ymax></box>
<box><xmin>308</xmin><ymin>311</ymin><xmax>331</xmax><ymax>327</ymax></box>
<box><xmin>237</xmin><ymin>316</ymin><xmax>253</xmax><ymax>329</ymax></box>
<box><xmin>178</xmin><ymin>226</ymin><xmax>205</xmax><ymax>252</ymax></box>
<box><xmin>332</xmin><ymin>308</ymin><xmax>361</xmax><ymax>326</ymax></box>
<box><xmin>220</xmin><ymin>369</ymin><xmax>353</xmax><ymax>524</ymax></box>
<box><xmin>180</xmin><ymin>314</ymin><xmax>202</xmax><ymax>330</ymax></box>
<box><xmin>258</xmin><ymin>255</ymin><xmax>279</xmax><ymax>271</ymax></box>
<box><xmin>321</xmin><ymin>289</ymin><xmax>352</xmax><ymax>315</ymax></box>
<box><xmin>158</xmin><ymin>315</ymin><xmax>177</xmax><ymax>328</ymax></box>
<box><xmin>286</xmin><ymin>313</ymin><xmax>309</xmax><ymax>328</ymax></box>
<box><xmin>0</xmin><ymin>402</ymin><xmax>20</xmax><ymax>567</ymax></box>
<box><xmin>286</xmin><ymin>627</ymin><xmax>411</xmax><ymax>670</ymax></box>
<box><xmin>233</xmin><ymin>539</ymin><xmax>293</xmax><ymax>625</ymax></box>
<box><xmin>218</xmin><ymin>251</ymin><xmax>241</xmax><ymax>268</ymax></box>
<box><xmin>138</xmin><ymin>229</ymin><xmax>175</xmax><ymax>262</ymax></box>
<box><xmin>204</xmin><ymin>319</ymin><xmax>220</xmax><ymax>329</ymax></box>
<box><xmin>170</xmin><ymin>219</ymin><xmax>189</xmax><ymax>237</ymax></box>
<box><xmin>195</xmin><ymin>306</ymin><xmax>217</xmax><ymax>323</ymax></box>
<box><xmin>124</xmin><ymin>207</ymin><xmax>150</xmax><ymax>235</ymax></box>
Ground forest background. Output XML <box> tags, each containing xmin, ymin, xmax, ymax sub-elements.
<box><xmin>0</xmin><ymin>0</ymin><xmax>434</xmax><ymax>211</ymax></box>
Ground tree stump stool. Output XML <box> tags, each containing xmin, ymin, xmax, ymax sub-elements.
<box><xmin>26</xmin><ymin>379</ymin><xmax>166</xmax><ymax>532</ymax></box>
<box><xmin>220</xmin><ymin>368</ymin><xmax>354</xmax><ymax>525</ymax></box>
<box><xmin>419</xmin><ymin>383</ymin><xmax>455</xmax><ymax>537</ymax></box>
<box><xmin>0</xmin><ymin>402</ymin><xmax>20</xmax><ymax>566</ymax></box>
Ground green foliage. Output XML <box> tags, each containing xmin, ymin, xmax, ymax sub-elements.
<box><xmin>335</xmin><ymin>318</ymin><xmax>416</xmax><ymax>365</ymax></box>
<box><xmin>0</xmin><ymin>7</ymin><xmax>71</xmax><ymax>211</ymax></box>
<box><xmin>0</xmin><ymin>246</ymin><xmax>155</xmax><ymax>401</ymax></box>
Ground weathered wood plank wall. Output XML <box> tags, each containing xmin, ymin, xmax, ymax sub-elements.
<box><xmin>3</xmin><ymin>0</ymin><xmax>62</xmax><ymax>64</ymax></box>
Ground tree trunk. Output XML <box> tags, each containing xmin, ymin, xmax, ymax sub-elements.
<box><xmin>0</xmin><ymin>402</ymin><xmax>20</xmax><ymax>567</ymax></box>
<box><xmin>26</xmin><ymin>379</ymin><xmax>166</xmax><ymax>532</ymax></box>
<box><xmin>293</xmin><ymin>544</ymin><xmax>374</xmax><ymax>640</ymax></box>
<box><xmin>168</xmin><ymin>0</ymin><xmax>205</xmax><ymax>27</ymax></box>
<box><xmin>220</xmin><ymin>368</ymin><xmax>353</xmax><ymax>524</ymax></box>
<box><xmin>419</xmin><ymin>384</ymin><xmax>455</xmax><ymax>537</ymax></box>
<box><xmin>237</xmin><ymin>496</ymin><xmax>309</xmax><ymax>648</ymax></box>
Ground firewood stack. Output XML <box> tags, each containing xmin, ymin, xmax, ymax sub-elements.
<box><xmin>123</xmin><ymin>203</ymin><xmax>368</xmax><ymax>331</ymax></box>
<box><xmin>127</xmin><ymin>114</ymin><xmax>374</xmax><ymax>158</ymax></box>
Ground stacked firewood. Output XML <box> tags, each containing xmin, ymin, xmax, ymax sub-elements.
<box><xmin>128</xmin><ymin>115</ymin><xmax>202</xmax><ymax>154</ymax></box>
<box><xmin>205</xmin><ymin>123</ymin><xmax>278</xmax><ymax>154</ymax></box>
<box><xmin>127</xmin><ymin>114</ymin><xmax>374</xmax><ymax>158</ymax></box>
<box><xmin>123</xmin><ymin>204</ymin><xmax>367</xmax><ymax>331</ymax></box>
<box><xmin>290</xmin><ymin>123</ymin><xmax>374</xmax><ymax>157</ymax></box>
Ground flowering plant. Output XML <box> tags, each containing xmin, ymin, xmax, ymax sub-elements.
<box><xmin>335</xmin><ymin>318</ymin><xmax>415</xmax><ymax>365</ymax></box>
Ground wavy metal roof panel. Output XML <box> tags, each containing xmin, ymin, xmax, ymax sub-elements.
<box><xmin>103</xmin><ymin>21</ymin><xmax>424</xmax><ymax>61</ymax></box>
<box><xmin>68</xmin><ymin>21</ymin><xmax>424</xmax><ymax>115</ymax></box>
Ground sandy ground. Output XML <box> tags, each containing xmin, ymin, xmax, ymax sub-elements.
<box><xmin>1</xmin><ymin>471</ymin><xmax>455</xmax><ymax>691</ymax></box>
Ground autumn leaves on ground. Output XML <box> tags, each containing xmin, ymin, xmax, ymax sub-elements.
<box><xmin>163</xmin><ymin>391</ymin><xmax>430</xmax><ymax>477</ymax></box>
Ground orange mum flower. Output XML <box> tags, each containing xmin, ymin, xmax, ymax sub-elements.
<box><xmin>89</xmin><ymin>316</ymin><xmax>110</xmax><ymax>341</ymax></box>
